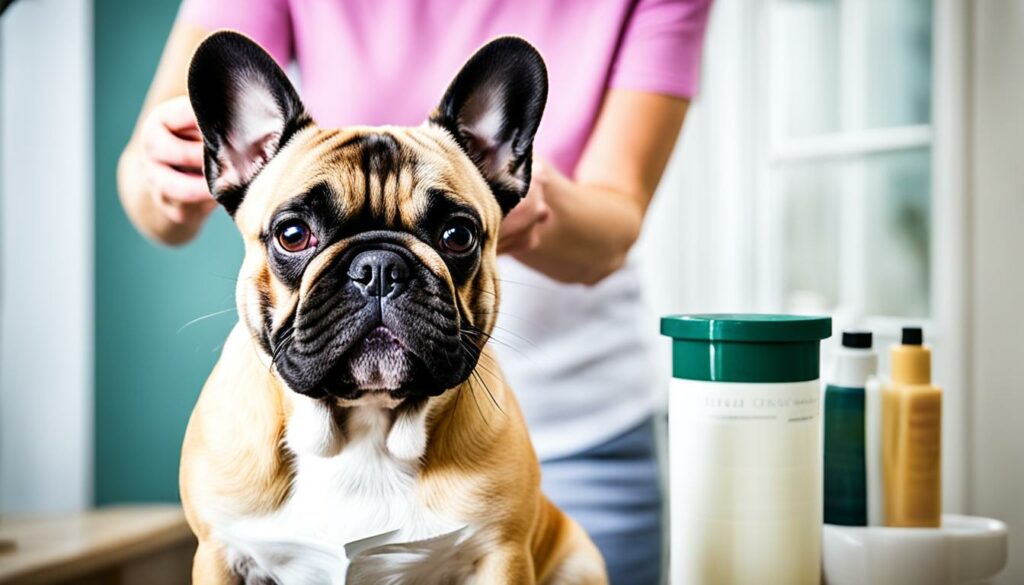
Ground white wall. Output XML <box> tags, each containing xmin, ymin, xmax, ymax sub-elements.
<box><xmin>0</xmin><ymin>0</ymin><xmax>93</xmax><ymax>514</ymax></box>
<box><xmin>968</xmin><ymin>2</ymin><xmax>1024</xmax><ymax>583</ymax></box>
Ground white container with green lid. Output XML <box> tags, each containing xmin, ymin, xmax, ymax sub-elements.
<box><xmin>662</xmin><ymin>314</ymin><xmax>831</xmax><ymax>585</ymax></box>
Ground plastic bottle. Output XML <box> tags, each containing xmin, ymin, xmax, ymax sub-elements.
<box><xmin>823</xmin><ymin>331</ymin><xmax>877</xmax><ymax>526</ymax></box>
<box><xmin>883</xmin><ymin>327</ymin><xmax>942</xmax><ymax>527</ymax></box>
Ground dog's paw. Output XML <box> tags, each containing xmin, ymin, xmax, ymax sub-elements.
<box><xmin>285</xmin><ymin>396</ymin><xmax>345</xmax><ymax>457</ymax></box>
<box><xmin>386</xmin><ymin>404</ymin><xmax>428</xmax><ymax>462</ymax></box>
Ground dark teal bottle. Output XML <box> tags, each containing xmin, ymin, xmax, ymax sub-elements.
<box><xmin>823</xmin><ymin>331</ymin><xmax>877</xmax><ymax>526</ymax></box>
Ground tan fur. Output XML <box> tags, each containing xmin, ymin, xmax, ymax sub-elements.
<box><xmin>181</xmin><ymin>123</ymin><xmax>607</xmax><ymax>584</ymax></box>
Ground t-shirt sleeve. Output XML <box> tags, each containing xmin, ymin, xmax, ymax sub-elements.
<box><xmin>608</xmin><ymin>0</ymin><xmax>713</xmax><ymax>99</ymax></box>
<box><xmin>178</xmin><ymin>0</ymin><xmax>293</xmax><ymax>67</ymax></box>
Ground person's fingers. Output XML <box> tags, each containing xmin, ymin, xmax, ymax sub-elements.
<box><xmin>496</xmin><ymin>158</ymin><xmax>554</xmax><ymax>255</ymax></box>
<box><xmin>526</xmin><ymin>227</ymin><xmax>542</xmax><ymax>251</ymax></box>
<box><xmin>496</xmin><ymin>233</ymin><xmax>521</xmax><ymax>255</ymax></box>
<box><xmin>532</xmin><ymin>158</ymin><xmax>548</xmax><ymax>184</ymax></box>
<box><xmin>523</xmin><ymin>168</ymin><xmax>550</xmax><ymax>217</ymax></box>
<box><xmin>154</xmin><ymin>189</ymin><xmax>218</xmax><ymax>226</ymax></box>
<box><xmin>147</xmin><ymin>161</ymin><xmax>213</xmax><ymax>204</ymax></box>
<box><xmin>497</xmin><ymin>224</ymin><xmax>543</xmax><ymax>255</ymax></box>
<box><xmin>154</xmin><ymin>192</ymin><xmax>187</xmax><ymax>224</ymax></box>
<box><xmin>507</xmin><ymin>185</ymin><xmax>548</xmax><ymax>226</ymax></box>
<box><xmin>499</xmin><ymin>185</ymin><xmax>548</xmax><ymax>253</ymax></box>
<box><xmin>159</xmin><ymin>95</ymin><xmax>201</xmax><ymax>134</ymax></box>
<box><xmin>498</xmin><ymin>208</ymin><xmax>545</xmax><ymax>253</ymax></box>
<box><xmin>524</xmin><ymin>189</ymin><xmax>550</xmax><ymax>222</ymax></box>
<box><xmin>500</xmin><ymin>201</ymin><xmax>547</xmax><ymax>244</ymax></box>
<box><xmin>144</xmin><ymin>125</ymin><xmax>205</xmax><ymax>170</ymax></box>
<box><xmin>535</xmin><ymin>200</ymin><xmax>550</xmax><ymax>224</ymax></box>
<box><xmin>501</xmin><ymin>206</ymin><xmax>529</xmax><ymax>235</ymax></box>
<box><xmin>187</xmin><ymin>198</ymin><xmax>219</xmax><ymax>221</ymax></box>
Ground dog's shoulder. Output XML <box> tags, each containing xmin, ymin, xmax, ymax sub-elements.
<box><xmin>181</xmin><ymin>324</ymin><xmax>294</xmax><ymax>538</ymax></box>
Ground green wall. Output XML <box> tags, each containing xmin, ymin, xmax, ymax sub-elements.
<box><xmin>94</xmin><ymin>0</ymin><xmax>242</xmax><ymax>504</ymax></box>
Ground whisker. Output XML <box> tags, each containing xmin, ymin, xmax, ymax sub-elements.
<box><xmin>269</xmin><ymin>329</ymin><xmax>295</xmax><ymax>372</ymax></box>
<box><xmin>462</xmin><ymin>327</ymin><xmax>532</xmax><ymax>359</ymax></box>
<box><xmin>446</xmin><ymin>382</ymin><xmax>464</xmax><ymax>427</ymax></box>
<box><xmin>457</xmin><ymin>338</ymin><xmax>505</xmax><ymax>417</ymax></box>
<box><xmin>466</xmin><ymin>375</ymin><xmax>489</xmax><ymax>426</ymax></box>
<box><xmin>205</xmin><ymin>272</ymin><xmax>242</xmax><ymax>283</ymax></box>
<box><xmin>439</xmin><ymin>339</ymin><xmax>458</xmax><ymax>370</ymax></box>
<box><xmin>176</xmin><ymin>307</ymin><xmax>238</xmax><ymax>334</ymax></box>
<box><xmin>490</xmin><ymin>324</ymin><xmax>538</xmax><ymax>349</ymax></box>
<box><xmin>495</xmin><ymin>277</ymin><xmax>550</xmax><ymax>291</ymax></box>
<box><xmin>461</xmin><ymin>340</ymin><xmax>501</xmax><ymax>374</ymax></box>
<box><xmin>469</xmin><ymin>308</ymin><xmax>559</xmax><ymax>337</ymax></box>
<box><xmin>471</xmin><ymin>369</ymin><xmax>504</xmax><ymax>415</ymax></box>
<box><xmin>472</xmin><ymin>358</ymin><xmax>501</xmax><ymax>381</ymax></box>
<box><xmin>475</xmin><ymin>349</ymin><xmax>501</xmax><ymax>368</ymax></box>
<box><xmin>465</xmin><ymin>285</ymin><xmax>498</xmax><ymax>298</ymax></box>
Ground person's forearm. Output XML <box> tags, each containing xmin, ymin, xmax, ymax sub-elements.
<box><xmin>512</xmin><ymin>179</ymin><xmax>643</xmax><ymax>285</ymax></box>
<box><xmin>117</xmin><ymin>142</ymin><xmax>205</xmax><ymax>246</ymax></box>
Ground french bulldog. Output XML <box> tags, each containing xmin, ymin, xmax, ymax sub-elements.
<box><xmin>179</xmin><ymin>31</ymin><xmax>607</xmax><ymax>585</ymax></box>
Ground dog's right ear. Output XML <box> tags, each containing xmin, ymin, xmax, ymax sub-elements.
<box><xmin>431</xmin><ymin>37</ymin><xmax>548</xmax><ymax>216</ymax></box>
<box><xmin>188</xmin><ymin>31</ymin><xmax>311</xmax><ymax>215</ymax></box>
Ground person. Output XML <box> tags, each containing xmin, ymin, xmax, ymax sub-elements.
<box><xmin>117</xmin><ymin>1</ymin><xmax>711</xmax><ymax>582</ymax></box>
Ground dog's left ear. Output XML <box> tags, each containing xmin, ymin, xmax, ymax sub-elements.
<box><xmin>188</xmin><ymin>31</ymin><xmax>311</xmax><ymax>215</ymax></box>
<box><xmin>431</xmin><ymin>37</ymin><xmax>548</xmax><ymax>215</ymax></box>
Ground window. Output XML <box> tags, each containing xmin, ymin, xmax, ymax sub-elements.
<box><xmin>759</xmin><ymin>0</ymin><xmax>934</xmax><ymax>330</ymax></box>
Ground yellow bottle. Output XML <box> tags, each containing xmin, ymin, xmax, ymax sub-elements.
<box><xmin>883</xmin><ymin>327</ymin><xmax>942</xmax><ymax>527</ymax></box>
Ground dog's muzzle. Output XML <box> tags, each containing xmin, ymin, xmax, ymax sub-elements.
<box><xmin>272</xmin><ymin>238</ymin><xmax>474</xmax><ymax>402</ymax></box>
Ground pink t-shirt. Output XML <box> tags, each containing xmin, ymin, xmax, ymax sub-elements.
<box><xmin>180</xmin><ymin>0</ymin><xmax>710</xmax><ymax>175</ymax></box>
<box><xmin>180</xmin><ymin>0</ymin><xmax>711</xmax><ymax>459</ymax></box>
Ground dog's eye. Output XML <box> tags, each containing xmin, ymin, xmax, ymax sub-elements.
<box><xmin>275</xmin><ymin>220</ymin><xmax>316</xmax><ymax>253</ymax></box>
<box><xmin>438</xmin><ymin>220</ymin><xmax>478</xmax><ymax>255</ymax></box>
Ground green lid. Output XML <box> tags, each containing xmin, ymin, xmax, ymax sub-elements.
<box><xmin>661</xmin><ymin>314</ymin><xmax>832</xmax><ymax>383</ymax></box>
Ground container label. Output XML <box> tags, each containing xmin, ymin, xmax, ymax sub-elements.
<box><xmin>669</xmin><ymin>378</ymin><xmax>822</xmax><ymax>584</ymax></box>
<box><xmin>677</xmin><ymin>380</ymin><xmax>821</xmax><ymax>423</ymax></box>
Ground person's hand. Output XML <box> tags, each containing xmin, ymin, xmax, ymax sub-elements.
<box><xmin>138</xmin><ymin>95</ymin><xmax>217</xmax><ymax>224</ymax></box>
<box><xmin>497</xmin><ymin>160</ymin><xmax>551</xmax><ymax>255</ymax></box>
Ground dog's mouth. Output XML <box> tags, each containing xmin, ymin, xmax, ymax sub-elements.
<box><xmin>345</xmin><ymin>326</ymin><xmax>415</xmax><ymax>392</ymax></box>
<box><xmin>299</xmin><ymin>321</ymin><xmax>435</xmax><ymax>402</ymax></box>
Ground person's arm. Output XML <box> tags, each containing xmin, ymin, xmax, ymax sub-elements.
<box><xmin>117</xmin><ymin>20</ymin><xmax>213</xmax><ymax>245</ymax></box>
<box><xmin>499</xmin><ymin>89</ymin><xmax>688</xmax><ymax>285</ymax></box>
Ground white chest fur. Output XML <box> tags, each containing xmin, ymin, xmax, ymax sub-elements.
<box><xmin>214</xmin><ymin>397</ymin><xmax>484</xmax><ymax>584</ymax></box>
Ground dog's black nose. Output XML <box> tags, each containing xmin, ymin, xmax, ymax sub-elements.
<box><xmin>347</xmin><ymin>249</ymin><xmax>410</xmax><ymax>299</ymax></box>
